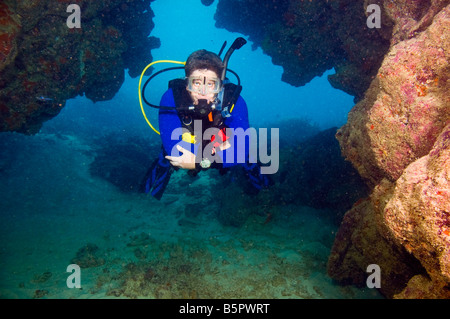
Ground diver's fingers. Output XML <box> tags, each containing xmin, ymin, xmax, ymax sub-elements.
<box><xmin>171</xmin><ymin>161</ymin><xmax>181</xmax><ymax>167</ymax></box>
<box><xmin>165</xmin><ymin>156</ymin><xmax>177</xmax><ymax>165</ymax></box>
<box><xmin>168</xmin><ymin>158</ymin><xmax>181</xmax><ymax>167</ymax></box>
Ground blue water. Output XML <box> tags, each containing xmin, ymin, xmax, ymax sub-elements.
<box><xmin>0</xmin><ymin>0</ymin><xmax>382</xmax><ymax>299</ymax></box>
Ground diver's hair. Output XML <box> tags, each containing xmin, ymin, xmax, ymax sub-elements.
<box><xmin>185</xmin><ymin>49</ymin><xmax>224</xmax><ymax>77</ymax></box>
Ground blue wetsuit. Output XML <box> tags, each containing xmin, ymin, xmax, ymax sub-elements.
<box><xmin>142</xmin><ymin>88</ymin><xmax>271</xmax><ymax>199</ymax></box>
<box><xmin>159</xmin><ymin>88</ymin><xmax>250</xmax><ymax>167</ymax></box>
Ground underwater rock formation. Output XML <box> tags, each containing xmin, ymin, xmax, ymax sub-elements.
<box><xmin>214</xmin><ymin>0</ymin><xmax>390</xmax><ymax>99</ymax></box>
<box><xmin>381</xmin><ymin>125</ymin><xmax>450</xmax><ymax>298</ymax></box>
<box><xmin>337</xmin><ymin>4</ymin><xmax>450</xmax><ymax>186</ymax></box>
<box><xmin>0</xmin><ymin>0</ymin><xmax>160</xmax><ymax>134</ymax></box>
<box><xmin>327</xmin><ymin>196</ymin><xmax>426</xmax><ymax>298</ymax></box>
<box><xmin>201</xmin><ymin>0</ymin><xmax>215</xmax><ymax>7</ymax></box>
<box><xmin>329</xmin><ymin>3</ymin><xmax>450</xmax><ymax>298</ymax></box>
<box><xmin>89</xmin><ymin>133</ymin><xmax>158</xmax><ymax>193</ymax></box>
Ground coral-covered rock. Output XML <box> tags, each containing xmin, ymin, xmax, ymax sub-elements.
<box><xmin>0</xmin><ymin>0</ymin><xmax>160</xmax><ymax>134</ymax></box>
<box><xmin>327</xmin><ymin>194</ymin><xmax>424</xmax><ymax>298</ymax></box>
<box><xmin>0</xmin><ymin>2</ymin><xmax>20</xmax><ymax>72</ymax></box>
<box><xmin>381</xmin><ymin>124</ymin><xmax>450</xmax><ymax>293</ymax></box>
<box><xmin>330</xmin><ymin>4</ymin><xmax>450</xmax><ymax>298</ymax></box>
<box><xmin>382</xmin><ymin>0</ymin><xmax>450</xmax><ymax>45</ymax></box>
<box><xmin>337</xmin><ymin>4</ymin><xmax>450</xmax><ymax>185</ymax></box>
<box><xmin>215</xmin><ymin>0</ymin><xmax>390</xmax><ymax>99</ymax></box>
<box><xmin>394</xmin><ymin>274</ymin><xmax>450</xmax><ymax>299</ymax></box>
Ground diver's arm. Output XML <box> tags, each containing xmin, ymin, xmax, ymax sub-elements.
<box><xmin>225</xmin><ymin>96</ymin><xmax>250</xmax><ymax>131</ymax></box>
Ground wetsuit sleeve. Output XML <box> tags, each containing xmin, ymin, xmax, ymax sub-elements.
<box><xmin>158</xmin><ymin>89</ymin><xmax>199</xmax><ymax>156</ymax></box>
<box><xmin>225</xmin><ymin>96</ymin><xmax>250</xmax><ymax>131</ymax></box>
<box><xmin>220</xmin><ymin>96</ymin><xmax>251</xmax><ymax>167</ymax></box>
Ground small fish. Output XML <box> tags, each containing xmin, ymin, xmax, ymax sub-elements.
<box><xmin>36</xmin><ymin>96</ymin><xmax>53</xmax><ymax>102</ymax></box>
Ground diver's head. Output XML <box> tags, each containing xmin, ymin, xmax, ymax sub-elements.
<box><xmin>185</xmin><ymin>49</ymin><xmax>224</xmax><ymax>77</ymax></box>
<box><xmin>185</xmin><ymin>50</ymin><xmax>223</xmax><ymax>104</ymax></box>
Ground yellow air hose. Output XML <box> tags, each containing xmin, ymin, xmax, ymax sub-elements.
<box><xmin>138</xmin><ymin>60</ymin><xmax>186</xmax><ymax>135</ymax></box>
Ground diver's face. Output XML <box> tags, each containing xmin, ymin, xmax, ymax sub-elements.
<box><xmin>187</xmin><ymin>69</ymin><xmax>220</xmax><ymax>104</ymax></box>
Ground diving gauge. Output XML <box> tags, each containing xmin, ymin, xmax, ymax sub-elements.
<box><xmin>200</xmin><ymin>158</ymin><xmax>212</xmax><ymax>169</ymax></box>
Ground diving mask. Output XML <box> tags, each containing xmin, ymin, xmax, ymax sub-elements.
<box><xmin>187</xmin><ymin>76</ymin><xmax>222</xmax><ymax>95</ymax></box>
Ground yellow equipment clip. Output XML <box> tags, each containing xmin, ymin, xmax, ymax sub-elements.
<box><xmin>182</xmin><ymin>132</ymin><xmax>197</xmax><ymax>144</ymax></box>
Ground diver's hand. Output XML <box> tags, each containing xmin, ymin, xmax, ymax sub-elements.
<box><xmin>165</xmin><ymin>145</ymin><xmax>196</xmax><ymax>170</ymax></box>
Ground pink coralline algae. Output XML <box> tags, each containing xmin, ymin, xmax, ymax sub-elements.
<box><xmin>381</xmin><ymin>124</ymin><xmax>450</xmax><ymax>298</ymax></box>
<box><xmin>338</xmin><ymin>10</ymin><xmax>449</xmax><ymax>184</ymax></box>
<box><xmin>329</xmin><ymin>3</ymin><xmax>450</xmax><ymax>298</ymax></box>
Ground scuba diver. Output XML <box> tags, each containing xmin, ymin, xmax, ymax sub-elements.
<box><xmin>140</xmin><ymin>38</ymin><xmax>272</xmax><ymax>199</ymax></box>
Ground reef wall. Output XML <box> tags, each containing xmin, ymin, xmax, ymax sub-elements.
<box><xmin>214</xmin><ymin>0</ymin><xmax>450</xmax><ymax>298</ymax></box>
<box><xmin>331</xmin><ymin>2</ymin><xmax>450</xmax><ymax>298</ymax></box>
<box><xmin>0</xmin><ymin>0</ymin><xmax>160</xmax><ymax>134</ymax></box>
<box><xmin>214</xmin><ymin>0</ymin><xmax>391</xmax><ymax>99</ymax></box>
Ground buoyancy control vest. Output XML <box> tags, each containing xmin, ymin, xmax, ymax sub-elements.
<box><xmin>169</xmin><ymin>78</ymin><xmax>241</xmax><ymax>130</ymax></box>
<box><xmin>169</xmin><ymin>79</ymin><xmax>242</xmax><ymax>173</ymax></box>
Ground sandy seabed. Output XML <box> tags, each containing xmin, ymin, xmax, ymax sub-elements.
<box><xmin>0</xmin><ymin>132</ymin><xmax>382</xmax><ymax>299</ymax></box>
